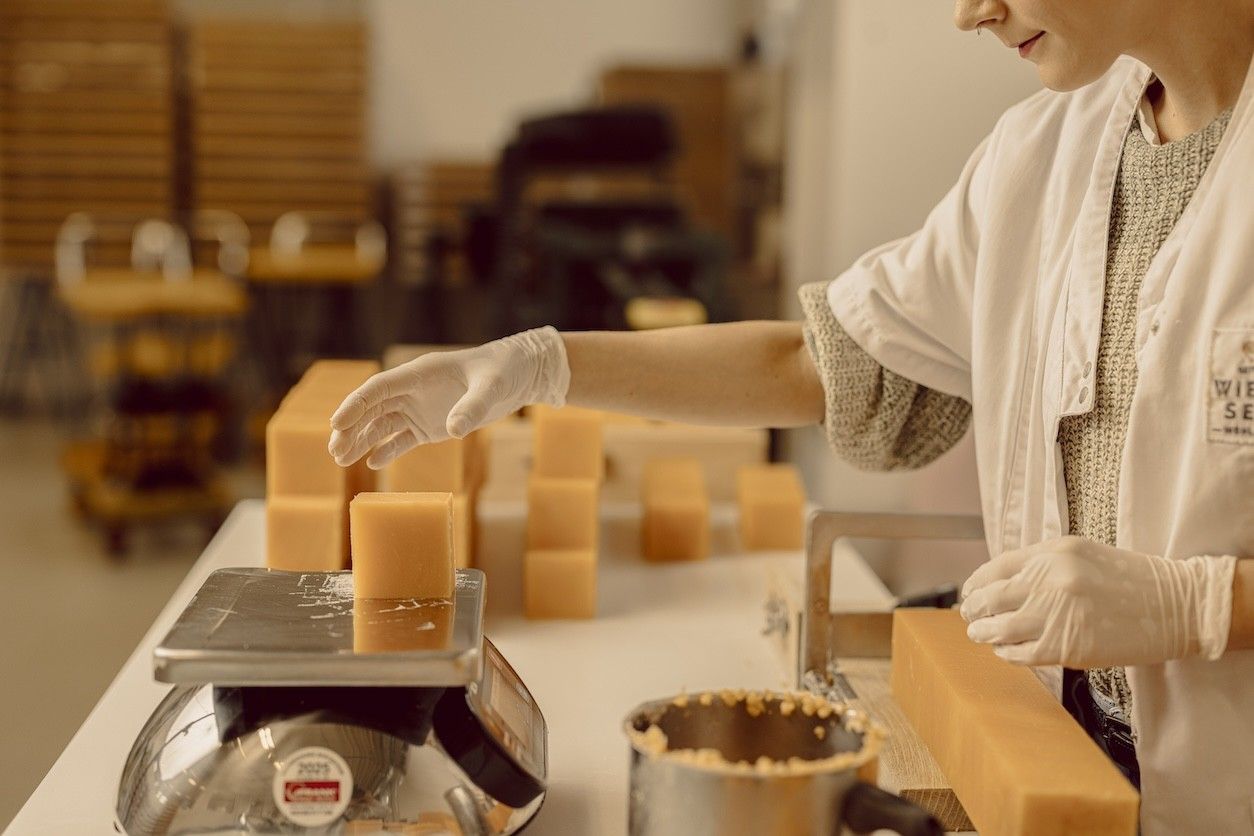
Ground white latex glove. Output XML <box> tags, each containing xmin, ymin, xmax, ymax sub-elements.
<box><xmin>960</xmin><ymin>536</ymin><xmax>1236</xmax><ymax>668</ymax></box>
<box><xmin>327</xmin><ymin>326</ymin><xmax>570</xmax><ymax>469</ymax></box>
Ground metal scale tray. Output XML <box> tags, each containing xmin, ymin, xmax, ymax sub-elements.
<box><xmin>154</xmin><ymin>567</ymin><xmax>485</xmax><ymax>687</ymax></box>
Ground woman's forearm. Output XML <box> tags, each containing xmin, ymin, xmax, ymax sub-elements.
<box><xmin>562</xmin><ymin>321</ymin><xmax>824</xmax><ymax>428</ymax></box>
<box><xmin>1229</xmin><ymin>559</ymin><xmax>1254</xmax><ymax>651</ymax></box>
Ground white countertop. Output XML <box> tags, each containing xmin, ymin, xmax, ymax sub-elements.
<box><xmin>9</xmin><ymin>498</ymin><xmax>884</xmax><ymax>836</ymax></box>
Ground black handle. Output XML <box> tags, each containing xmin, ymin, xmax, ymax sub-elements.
<box><xmin>895</xmin><ymin>583</ymin><xmax>960</xmax><ymax>610</ymax></box>
<box><xmin>840</xmin><ymin>782</ymin><xmax>943</xmax><ymax>836</ymax></box>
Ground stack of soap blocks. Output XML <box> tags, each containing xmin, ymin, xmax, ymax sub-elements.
<box><xmin>736</xmin><ymin>463</ymin><xmax>805</xmax><ymax>550</ymax></box>
<box><xmin>379</xmin><ymin>422</ymin><xmax>488</xmax><ymax>570</ymax></box>
<box><xmin>524</xmin><ymin>406</ymin><xmax>604</xmax><ymax>619</ymax></box>
<box><xmin>638</xmin><ymin>459</ymin><xmax>804</xmax><ymax>559</ymax></box>
<box><xmin>266</xmin><ymin>360</ymin><xmax>381</xmax><ymax>570</ymax></box>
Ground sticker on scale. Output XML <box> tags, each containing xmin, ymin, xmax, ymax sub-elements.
<box><xmin>272</xmin><ymin>746</ymin><xmax>353</xmax><ymax>827</ymax></box>
<box><xmin>1208</xmin><ymin>328</ymin><xmax>1254</xmax><ymax>445</ymax></box>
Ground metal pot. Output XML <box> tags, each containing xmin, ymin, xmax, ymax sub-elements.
<box><xmin>624</xmin><ymin>692</ymin><xmax>940</xmax><ymax>836</ymax></box>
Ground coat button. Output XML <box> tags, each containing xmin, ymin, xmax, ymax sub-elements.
<box><xmin>1079</xmin><ymin>387</ymin><xmax>1089</xmax><ymax>404</ymax></box>
<box><xmin>1083</xmin><ymin>361</ymin><xmax>1093</xmax><ymax>377</ymax></box>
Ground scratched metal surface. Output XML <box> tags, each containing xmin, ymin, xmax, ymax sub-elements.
<box><xmin>152</xmin><ymin>568</ymin><xmax>484</xmax><ymax>687</ymax></box>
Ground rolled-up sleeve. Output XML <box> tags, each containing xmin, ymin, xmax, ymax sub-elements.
<box><xmin>799</xmin><ymin>280</ymin><xmax>971</xmax><ymax>471</ymax></box>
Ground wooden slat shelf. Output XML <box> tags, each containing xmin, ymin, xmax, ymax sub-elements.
<box><xmin>193</xmin><ymin>70</ymin><xmax>363</xmax><ymax>96</ymax></box>
<box><xmin>199</xmin><ymin>205</ymin><xmax>371</xmax><ymax>226</ymax></box>
<box><xmin>1</xmin><ymin>134</ymin><xmax>170</xmax><ymax>156</ymax></box>
<box><xmin>1</xmin><ymin>155</ymin><xmax>171</xmax><ymax>178</ymax></box>
<box><xmin>193</xmin><ymin>134</ymin><xmax>362</xmax><ymax>159</ymax></box>
<box><xmin>0</xmin><ymin>0</ymin><xmax>175</xmax><ymax>274</ymax></box>
<box><xmin>0</xmin><ymin>241</ymin><xmax>133</xmax><ymax>268</ymax></box>
<box><xmin>196</xmin><ymin>157</ymin><xmax>366</xmax><ymax>183</ymax></box>
<box><xmin>0</xmin><ymin>21</ymin><xmax>170</xmax><ymax>45</ymax></box>
<box><xmin>0</xmin><ymin>201</ymin><xmax>168</xmax><ymax>222</ymax></box>
<box><xmin>1</xmin><ymin>110</ymin><xmax>169</xmax><ymax>134</ymax></box>
<box><xmin>190</xmin><ymin>92</ymin><xmax>361</xmax><ymax>118</ymax></box>
<box><xmin>193</xmin><ymin>112</ymin><xmax>362</xmax><ymax>140</ymax></box>
<box><xmin>3</xmin><ymin>63</ymin><xmax>170</xmax><ymax>92</ymax></box>
<box><xmin>0</xmin><ymin>0</ymin><xmax>167</xmax><ymax>22</ymax></box>
<box><xmin>189</xmin><ymin>21</ymin><xmax>366</xmax><ymax>49</ymax></box>
<box><xmin>183</xmin><ymin>16</ymin><xmax>370</xmax><ymax>242</ymax></box>
<box><xmin>1</xmin><ymin>42</ymin><xmax>168</xmax><ymax>67</ymax></box>
<box><xmin>0</xmin><ymin>178</ymin><xmax>168</xmax><ymax>201</ymax></box>
<box><xmin>0</xmin><ymin>89</ymin><xmax>168</xmax><ymax>113</ymax></box>
<box><xmin>190</xmin><ymin>49</ymin><xmax>364</xmax><ymax>75</ymax></box>
<box><xmin>197</xmin><ymin>181</ymin><xmax>370</xmax><ymax>204</ymax></box>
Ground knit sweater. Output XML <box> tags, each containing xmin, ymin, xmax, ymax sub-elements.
<box><xmin>800</xmin><ymin>104</ymin><xmax>1232</xmax><ymax>724</ymax></box>
<box><xmin>1062</xmin><ymin>106</ymin><xmax>1231</xmax><ymax>719</ymax></box>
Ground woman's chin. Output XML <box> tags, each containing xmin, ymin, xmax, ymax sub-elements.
<box><xmin>1036</xmin><ymin>58</ymin><xmax>1118</xmax><ymax>93</ymax></box>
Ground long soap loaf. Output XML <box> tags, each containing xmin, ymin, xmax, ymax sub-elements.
<box><xmin>890</xmin><ymin>609</ymin><xmax>1138</xmax><ymax>836</ymax></box>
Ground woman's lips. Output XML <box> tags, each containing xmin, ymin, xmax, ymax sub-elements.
<box><xmin>1017</xmin><ymin>32</ymin><xmax>1044</xmax><ymax>58</ymax></box>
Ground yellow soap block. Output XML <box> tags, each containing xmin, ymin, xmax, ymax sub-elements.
<box><xmin>891</xmin><ymin>609</ymin><xmax>1139</xmax><ymax>835</ymax></box>
<box><xmin>266</xmin><ymin>496</ymin><xmax>346</xmax><ymax>571</ymax></box>
<box><xmin>266</xmin><ymin>413</ymin><xmax>349</xmax><ymax>498</ymax></box>
<box><xmin>452</xmin><ymin>492</ymin><xmax>475</xmax><ymax>569</ymax></box>
<box><xmin>642</xmin><ymin>458</ymin><xmax>709</xmax><ymax>561</ymax></box>
<box><xmin>464</xmin><ymin>426</ymin><xmax>491</xmax><ymax>491</ymax></box>
<box><xmin>524</xmin><ymin>549</ymin><xmax>597</xmax><ymax>619</ymax></box>
<box><xmin>526</xmin><ymin>477</ymin><xmax>599</xmax><ymax>550</ymax></box>
<box><xmin>532</xmin><ymin>404</ymin><xmax>604</xmax><ymax>480</ymax></box>
<box><xmin>382</xmin><ymin>438</ymin><xmax>465</xmax><ymax>493</ymax></box>
<box><xmin>736</xmin><ymin>463</ymin><xmax>805</xmax><ymax>550</ymax></box>
<box><xmin>353</xmin><ymin>598</ymin><xmax>453</xmax><ymax>653</ymax></box>
<box><xmin>349</xmin><ymin>492</ymin><xmax>454</xmax><ymax>600</ymax></box>
<box><xmin>300</xmin><ymin>358</ymin><xmax>381</xmax><ymax>387</ymax></box>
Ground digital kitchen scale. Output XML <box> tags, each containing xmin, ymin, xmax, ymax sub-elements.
<box><xmin>117</xmin><ymin>568</ymin><xmax>547</xmax><ymax>835</ymax></box>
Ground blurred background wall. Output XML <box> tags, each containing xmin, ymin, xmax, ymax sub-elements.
<box><xmin>367</xmin><ymin>0</ymin><xmax>739</xmax><ymax>164</ymax></box>
<box><xmin>780</xmin><ymin>0</ymin><xmax>1038</xmax><ymax>516</ymax></box>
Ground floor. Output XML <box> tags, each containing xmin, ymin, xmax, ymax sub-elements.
<box><xmin>0</xmin><ymin>417</ymin><xmax>263</xmax><ymax>827</ymax></box>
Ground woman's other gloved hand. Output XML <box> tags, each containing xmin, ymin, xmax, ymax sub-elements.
<box><xmin>327</xmin><ymin>326</ymin><xmax>570</xmax><ymax>469</ymax></box>
<box><xmin>960</xmin><ymin>536</ymin><xmax>1237</xmax><ymax>668</ymax></box>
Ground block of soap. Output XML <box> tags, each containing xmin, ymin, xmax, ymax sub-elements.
<box><xmin>464</xmin><ymin>426</ymin><xmax>490</xmax><ymax>492</ymax></box>
<box><xmin>382</xmin><ymin>438</ymin><xmax>465</xmax><ymax>493</ymax></box>
<box><xmin>736</xmin><ymin>463</ymin><xmax>805</xmax><ymax>550</ymax></box>
<box><xmin>300</xmin><ymin>358</ymin><xmax>381</xmax><ymax>387</ymax></box>
<box><xmin>526</xmin><ymin>477</ymin><xmax>599</xmax><ymax>550</ymax></box>
<box><xmin>353</xmin><ymin>597</ymin><xmax>453</xmax><ymax>653</ymax></box>
<box><xmin>532</xmin><ymin>404</ymin><xmax>604</xmax><ymax>480</ymax></box>
<box><xmin>641</xmin><ymin>457</ymin><xmax>709</xmax><ymax>561</ymax></box>
<box><xmin>267</xmin><ymin>413</ymin><xmax>350</xmax><ymax>498</ymax></box>
<box><xmin>350</xmin><ymin>492</ymin><xmax>454</xmax><ymax>600</ymax></box>
<box><xmin>524</xmin><ymin>549</ymin><xmax>597</xmax><ymax>619</ymax></box>
<box><xmin>452</xmin><ymin>492</ymin><xmax>474</xmax><ymax>569</ymax></box>
<box><xmin>266</xmin><ymin>496</ymin><xmax>346</xmax><ymax>571</ymax></box>
<box><xmin>890</xmin><ymin>609</ymin><xmax>1139</xmax><ymax>835</ymax></box>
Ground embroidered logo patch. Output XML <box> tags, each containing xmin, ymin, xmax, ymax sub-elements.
<box><xmin>1208</xmin><ymin>328</ymin><xmax>1254</xmax><ymax>444</ymax></box>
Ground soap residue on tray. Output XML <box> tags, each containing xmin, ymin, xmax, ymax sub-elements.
<box><xmin>294</xmin><ymin>573</ymin><xmax>355</xmax><ymax>607</ymax></box>
<box><xmin>626</xmin><ymin>689</ymin><xmax>884</xmax><ymax>777</ymax></box>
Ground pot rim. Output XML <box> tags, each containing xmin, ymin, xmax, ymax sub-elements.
<box><xmin>621</xmin><ymin>688</ymin><xmax>884</xmax><ymax>779</ymax></box>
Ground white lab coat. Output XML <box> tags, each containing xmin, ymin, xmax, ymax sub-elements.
<box><xmin>827</xmin><ymin>55</ymin><xmax>1254</xmax><ymax>834</ymax></box>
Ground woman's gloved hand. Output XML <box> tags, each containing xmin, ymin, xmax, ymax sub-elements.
<box><xmin>327</xmin><ymin>326</ymin><xmax>570</xmax><ymax>469</ymax></box>
<box><xmin>960</xmin><ymin>536</ymin><xmax>1236</xmax><ymax>668</ymax></box>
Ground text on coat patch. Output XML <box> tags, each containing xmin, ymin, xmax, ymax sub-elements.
<box><xmin>1209</xmin><ymin>329</ymin><xmax>1254</xmax><ymax>444</ymax></box>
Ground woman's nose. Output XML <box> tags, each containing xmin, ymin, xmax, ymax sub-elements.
<box><xmin>953</xmin><ymin>0</ymin><xmax>1006</xmax><ymax>32</ymax></box>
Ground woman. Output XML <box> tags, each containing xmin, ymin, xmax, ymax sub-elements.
<box><xmin>331</xmin><ymin>1</ymin><xmax>1254</xmax><ymax>832</ymax></box>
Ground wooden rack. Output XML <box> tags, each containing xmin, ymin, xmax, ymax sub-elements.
<box><xmin>391</xmin><ymin>160</ymin><xmax>495</xmax><ymax>286</ymax></box>
<box><xmin>0</xmin><ymin>0</ymin><xmax>175</xmax><ymax>273</ymax></box>
<box><xmin>185</xmin><ymin>18</ymin><xmax>372</xmax><ymax>249</ymax></box>
<box><xmin>599</xmin><ymin>66</ymin><xmax>735</xmax><ymax>242</ymax></box>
